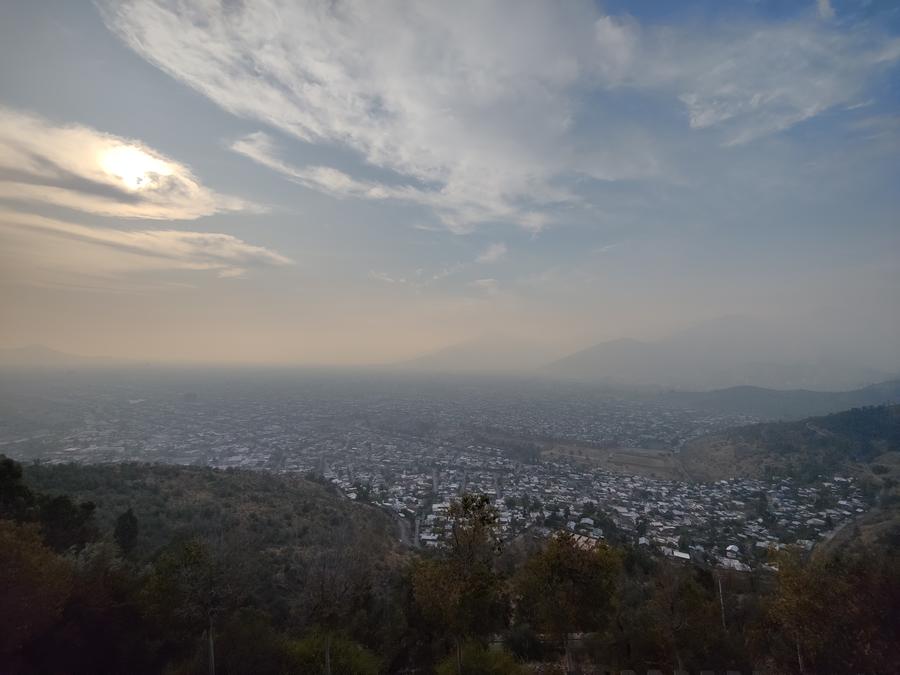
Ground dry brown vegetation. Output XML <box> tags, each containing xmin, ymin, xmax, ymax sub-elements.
<box><xmin>542</xmin><ymin>444</ymin><xmax>686</xmax><ymax>480</ymax></box>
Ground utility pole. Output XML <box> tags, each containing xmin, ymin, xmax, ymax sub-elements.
<box><xmin>716</xmin><ymin>570</ymin><xmax>727</xmax><ymax>631</ymax></box>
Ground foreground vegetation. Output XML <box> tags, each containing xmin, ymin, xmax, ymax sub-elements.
<box><xmin>2</xmin><ymin>456</ymin><xmax>898</xmax><ymax>673</ymax></box>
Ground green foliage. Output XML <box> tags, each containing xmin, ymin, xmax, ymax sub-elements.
<box><xmin>283</xmin><ymin>632</ymin><xmax>381</xmax><ymax>675</ymax></box>
<box><xmin>413</xmin><ymin>555</ymin><xmax>507</xmax><ymax>647</ymax></box>
<box><xmin>0</xmin><ymin>520</ymin><xmax>73</xmax><ymax>656</ymax></box>
<box><xmin>3</xmin><ymin>455</ymin><xmax>900</xmax><ymax>674</ymax></box>
<box><xmin>114</xmin><ymin>507</ymin><xmax>139</xmax><ymax>555</ymax></box>
<box><xmin>22</xmin><ymin>461</ymin><xmax>394</xmax><ymax>559</ymax></box>
<box><xmin>37</xmin><ymin>494</ymin><xmax>98</xmax><ymax>552</ymax></box>
<box><xmin>755</xmin><ymin>546</ymin><xmax>900</xmax><ymax>673</ymax></box>
<box><xmin>413</xmin><ymin>493</ymin><xmax>508</xmax><ymax>657</ymax></box>
<box><xmin>434</xmin><ymin>642</ymin><xmax>526</xmax><ymax>675</ymax></box>
<box><xmin>447</xmin><ymin>493</ymin><xmax>503</xmax><ymax>564</ymax></box>
<box><xmin>514</xmin><ymin>532</ymin><xmax>619</xmax><ymax>643</ymax></box>
<box><xmin>214</xmin><ymin>609</ymin><xmax>291</xmax><ymax>675</ymax></box>
<box><xmin>502</xmin><ymin>623</ymin><xmax>544</xmax><ymax>662</ymax></box>
<box><xmin>644</xmin><ymin>565</ymin><xmax>728</xmax><ymax>670</ymax></box>
<box><xmin>0</xmin><ymin>454</ymin><xmax>35</xmax><ymax>520</ymax></box>
<box><xmin>1</xmin><ymin>455</ymin><xmax>99</xmax><ymax>552</ymax></box>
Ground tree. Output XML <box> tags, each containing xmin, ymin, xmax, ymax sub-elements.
<box><xmin>37</xmin><ymin>494</ymin><xmax>98</xmax><ymax>553</ymax></box>
<box><xmin>645</xmin><ymin>565</ymin><xmax>724</xmax><ymax>672</ymax></box>
<box><xmin>26</xmin><ymin>541</ymin><xmax>163</xmax><ymax>675</ymax></box>
<box><xmin>413</xmin><ymin>494</ymin><xmax>507</xmax><ymax>674</ymax></box>
<box><xmin>0</xmin><ymin>455</ymin><xmax>36</xmax><ymax>521</ymax></box>
<box><xmin>636</xmin><ymin>517</ymin><xmax>649</xmax><ymax>538</ymax></box>
<box><xmin>514</xmin><ymin>531</ymin><xmax>619</xmax><ymax>671</ymax></box>
<box><xmin>143</xmin><ymin>539</ymin><xmax>241</xmax><ymax>675</ymax></box>
<box><xmin>756</xmin><ymin>546</ymin><xmax>900</xmax><ymax>674</ymax></box>
<box><xmin>0</xmin><ymin>521</ymin><xmax>73</xmax><ymax>658</ymax></box>
<box><xmin>114</xmin><ymin>507</ymin><xmax>139</xmax><ymax>556</ymax></box>
<box><xmin>214</xmin><ymin>609</ymin><xmax>289</xmax><ymax>675</ymax></box>
<box><xmin>447</xmin><ymin>493</ymin><xmax>502</xmax><ymax>565</ymax></box>
<box><xmin>298</xmin><ymin>544</ymin><xmax>373</xmax><ymax>675</ymax></box>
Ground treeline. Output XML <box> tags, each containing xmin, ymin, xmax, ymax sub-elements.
<box><xmin>2</xmin><ymin>456</ymin><xmax>899</xmax><ymax>674</ymax></box>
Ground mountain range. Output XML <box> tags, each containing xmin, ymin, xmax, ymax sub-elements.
<box><xmin>543</xmin><ymin>316</ymin><xmax>892</xmax><ymax>391</ymax></box>
<box><xmin>403</xmin><ymin>316</ymin><xmax>895</xmax><ymax>391</ymax></box>
<box><xmin>0</xmin><ymin>344</ymin><xmax>115</xmax><ymax>368</ymax></box>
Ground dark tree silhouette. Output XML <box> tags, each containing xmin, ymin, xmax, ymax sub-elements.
<box><xmin>114</xmin><ymin>508</ymin><xmax>139</xmax><ymax>556</ymax></box>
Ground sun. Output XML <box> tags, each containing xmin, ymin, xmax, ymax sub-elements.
<box><xmin>100</xmin><ymin>144</ymin><xmax>173</xmax><ymax>191</ymax></box>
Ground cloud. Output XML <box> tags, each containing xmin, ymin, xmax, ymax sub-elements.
<box><xmin>665</xmin><ymin>23</ymin><xmax>900</xmax><ymax>145</ymax></box>
<box><xmin>817</xmin><ymin>0</ymin><xmax>835</xmax><ymax>21</ymax></box>
<box><xmin>0</xmin><ymin>107</ymin><xmax>258</xmax><ymax>219</ymax></box>
<box><xmin>97</xmin><ymin>1</ymin><xmax>642</xmax><ymax>231</ymax></box>
<box><xmin>231</xmin><ymin>132</ymin><xmax>394</xmax><ymax>201</ymax></box>
<box><xmin>231</xmin><ymin>131</ymin><xmax>549</xmax><ymax>233</ymax></box>
<box><xmin>0</xmin><ymin>210</ymin><xmax>291</xmax><ymax>283</ymax></box>
<box><xmin>593</xmin><ymin>242</ymin><xmax>621</xmax><ymax>255</ymax></box>
<box><xmin>469</xmin><ymin>278</ymin><xmax>501</xmax><ymax>295</ymax></box>
<box><xmin>100</xmin><ymin>0</ymin><xmax>900</xmax><ymax>229</ymax></box>
<box><xmin>476</xmin><ymin>242</ymin><xmax>507</xmax><ymax>264</ymax></box>
<box><xmin>369</xmin><ymin>271</ymin><xmax>405</xmax><ymax>285</ymax></box>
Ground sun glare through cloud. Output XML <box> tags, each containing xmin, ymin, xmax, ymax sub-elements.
<box><xmin>99</xmin><ymin>144</ymin><xmax>174</xmax><ymax>191</ymax></box>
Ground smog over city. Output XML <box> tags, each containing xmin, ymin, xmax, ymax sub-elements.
<box><xmin>1</xmin><ymin>2</ymin><xmax>899</xmax><ymax>674</ymax></box>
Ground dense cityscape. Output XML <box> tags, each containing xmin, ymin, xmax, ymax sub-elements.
<box><xmin>0</xmin><ymin>372</ymin><xmax>868</xmax><ymax>572</ymax></box>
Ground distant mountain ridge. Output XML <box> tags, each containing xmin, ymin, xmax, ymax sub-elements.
<box><xmin>544</xmin><ymin>317</ymin><xmax>892</xmax><ymax>391</ymax></box>
<box><xmin>399</xmin><ymin>335</ymin><xmax>566</xmax><ymax>373</ymax></box>
<box><xmin>0</xmin><ymin>344</ymin><xmax>115</xmax><ymax>368</ymax></box>
<box><xmin>656</xmin><ymin>379</ymin><xmax>900</xmax><ymax>420</ymax></box>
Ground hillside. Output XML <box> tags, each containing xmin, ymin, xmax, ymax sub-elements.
<box><xmin>22</xmin><ymin>462</ymin><xmax>398</xmax><ymax>561</ymax></box>
<box><xmin>3</xmin><ymin>456</ymin><xmax>899</xmax><ymax>673</ymax></box>
<box><xmin>681</xmin><ymin>405</ymin><xmax>900</xmax><ymax>483</ymax></box>
<box><xmin>656</xmin><ymin>378</ymin><xmax>900</xmax><ymax>420</ymax></box>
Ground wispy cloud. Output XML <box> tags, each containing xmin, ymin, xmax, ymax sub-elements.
<box><xmin>231</xmin><ymin>131</ymin><xmax>549</xmax><ymax>233</ymax></box>
<box><xmin>0</xmin><ymin>107</ymin><xmax>258</xmax><ymax>220</ymax></box>
<box><xmin>668</xmin><ymin>24</ymin><xmax>900</xmax><ymax>145</ymax></box>
<box><xmin>0</xmin><ymin>211</ymin><xmax>291</xmax><ymax>284</ymax></box>
<box><xmin>469</xmin><ymin>278</ymin><xmax>501</xmax><ymax>296</ymax></box>
<box><xmin>98</xmin><ymin>0</ymin><xmax>900</xmax><ymax>232</ymax></box>
<box><xmin>369</xmin><ymin>270</ymin><xmax>406</xmax><ymax>285</ymax></box>
<box><xmin>817</xmin><ymin>0</ymin><xmax>835</xmax><ymax>21</ymax></box>
<box><xmin>476</xmin><ymin>242</ymin><xmax>507</xmax><ymax>264</ymax></box>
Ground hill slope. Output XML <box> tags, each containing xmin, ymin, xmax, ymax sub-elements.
<box><xmin>22</xmin><ymin>462</ymin><xmax>398</xmax><ymax>560</ymax></box>
<box><xmin>681</xmin><ymin>405</ymin><xmax>900</xmax><ymax>483</ymax></box>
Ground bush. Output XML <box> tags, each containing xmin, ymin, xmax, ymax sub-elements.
<box><xmin>435</xmin><ymin>642</ymin><xmax>526</xmax><ymax>675</ymax></box>
<box><xmin>283</xmin><ymin>632</ymin><xmax>380</xmax><ymax>675</ymax></box>
<box><xmin>503</xmin><ymin>623</ymin><xmax>544</xmax><ymax>661</ymax></box>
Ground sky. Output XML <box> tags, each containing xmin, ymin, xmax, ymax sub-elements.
<box><xmin>0</xmin><ymin>0</ymin><xmax>898</xmax><ymax>367</ymax></box>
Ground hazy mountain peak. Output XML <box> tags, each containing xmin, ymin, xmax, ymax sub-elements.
<box><xmin>0</xmin><ymin>344</ymin><xmax>110</xmax><ymax>367</ymax></box>
<box><xmin>399</xmin><ymin>334</ymin><xmax>566</xmax><ymax>373</ymax></box>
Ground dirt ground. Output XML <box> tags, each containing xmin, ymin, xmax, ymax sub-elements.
<box><xmin>542</xmin><ymin>444</ymin><xmax>688</xmax><ymax>480</ymax></box>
